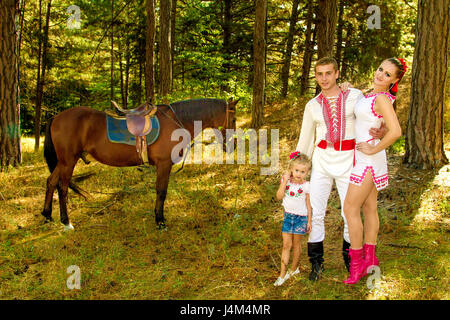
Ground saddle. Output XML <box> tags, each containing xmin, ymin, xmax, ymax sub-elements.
<box><xmin>109</xmin><ymin>101</ymin><xmax>158</xmax><ymax>165</ymax></box>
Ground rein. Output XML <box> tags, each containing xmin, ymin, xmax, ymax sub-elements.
<box><xmin>158</xmin><ymin>103</ymin><xmax>185</xmax><ymax>129</ymax></box>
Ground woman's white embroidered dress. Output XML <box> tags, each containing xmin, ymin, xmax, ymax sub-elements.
<box><xmin>350</xmin><ymin>92</ymin><xmax>395</xmax><ymax>191</ymax></box>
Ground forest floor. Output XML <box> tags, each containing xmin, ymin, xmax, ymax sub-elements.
<box><xmin>0</xmin><ymin>86</ymin><xmax>448</xmax><ymax>300</ymax></box>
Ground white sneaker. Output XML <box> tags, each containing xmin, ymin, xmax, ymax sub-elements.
<box><xmin>274</xmin><ymin>272</ymin><xmax>291</xmax><ymax>286</ymax></box>
<box><xmin>289</xmin><ymin>268</ymin><xmax>300</xmax><ymax>277</ymax></box>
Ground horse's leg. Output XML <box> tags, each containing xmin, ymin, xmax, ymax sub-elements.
<box><xmin>154</xmin><ymin>160</ymin><xmax>172</xmax><ymax>229</ymax></box>
<box><xmin>41</xmin><ymin>167</ymin><xmax>60</xmax><ymax>221</ymax></box>
<box><xmin>57</xmin><ymin>163</ymin><xmax>77</xmax><ymax>230</ymax></box>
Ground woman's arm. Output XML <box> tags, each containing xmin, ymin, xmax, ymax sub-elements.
<box><xmin>357</xmin><ymin>95</ymin><xmax>402</xmax><ymax>155</ymax></box>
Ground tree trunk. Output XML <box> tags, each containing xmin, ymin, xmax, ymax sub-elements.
<box><xmin>34</xmin><ymin>0</ymin><xmax>51</xmax><ymax>151</ymax></box>
<box><xmin>0</xmin><ymin>0</ymin><xmax>21</xmax><ymax>169</ymax></box>
<box><xmin>340</xmin><ymin>23</ymin><xmax>352</xmax><ymax>80</ymax></box>
<box><xmin>250</xmin><ymin>0</ymin><xmax>266</xmax><ymax>129</ymax></box>
<box><xmin>170</xmin><ymin>0</ymin><xmax>177</xmax><ymax>90</ymax></box>
<box><xmin>299</xmin><ymin>0</ymin><xmax>315</xmax><ymax>95</ymax></box>
<box><xmin>119</xmin><ymin>41</ymin><xmax>125</xmax><ymax>107</ymax></box>
<box><xmin>315</xmin><ymin>0</ymin><xmax>337</xmax><ymax>94</ymax></box>
<box><xmin>110</xmin><ymin>0</ymin><xmax>115</xmax><ymax>105</ymax></box>
<box><xmin>403</xmin><ymin>0</ymin><xmax>449</xmax><ymax>169</ymax></box>
<box><xmin>125</xmin><ymin>38</ymin><xmax>130</xmax><ymax>108</ymax></box>
<box><xmin>17</xmin><ymin>0</ymin><xmax>26</xmax><ymax>76</ymax></box>
<box><xmin>222</xmin><ymin>0</ymin><xmax>232</xmax><ymax>73</ymax></box>
<box><xmin>316</xmin><ymin>0</ymin><xmax>337</xmax><ymax>59</ymax></box>
<box><xmin>34</xmin><ymin>0</ymin><xmax>42</xmax><ymax>149</ymax></box>
<box><xmin>159</xmin><ymin>0</ymin><xmax>172</xmax><ymax>98</ymax></box>
<box><xmin>145</xmin><ymin>0</ymin><xmax>156</xmax><ymax>103</ymax></box>
<box><xmin>335</xmin><ymin>0</ymin><xmax>345</xmax><ymax>71</ymax></box>
<box><xmin>137</xmin><ymin>60</ymin><xmax>143</xmax><ymax>103</ymax></box>
<box><xmin>280</xmin><ymin>0</ymin><xmax>301</xmax><ymax>98</ymax></box>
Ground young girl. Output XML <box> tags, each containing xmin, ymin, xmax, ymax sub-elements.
<box><xmin>274</xmin><ymin>151</ymin><xmax>312</xmax><ymax>286</ymax></box>
<box><xmin>343</xmin><ymin>57</ymin><xmax>406</xmax><ymax>284</ymax></box>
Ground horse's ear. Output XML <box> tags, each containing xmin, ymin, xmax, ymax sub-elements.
<box><xmin>227</xmin><ymin>97</ymin><xmax>240</xmax><ymax>109</ymax></box>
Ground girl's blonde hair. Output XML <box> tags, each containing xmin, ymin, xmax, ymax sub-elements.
<box><xmin>288</xmin><ymin>152</ymin><xmax>311</xmax><ymax>170</ymax></box>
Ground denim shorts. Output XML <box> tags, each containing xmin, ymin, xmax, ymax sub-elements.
<box><xmin>281</xmin><ymin>212</ymin><xmax>308</xmax><ymax>235</ymax></box>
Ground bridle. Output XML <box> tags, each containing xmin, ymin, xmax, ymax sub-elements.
<box><xmin>222</xmin><ymin>100</ymin><xmax>236</xmax><ymax>130</ymax></box>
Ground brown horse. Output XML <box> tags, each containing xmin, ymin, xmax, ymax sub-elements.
<box><xmin>41</xmin><ymin>98</ymin><xmax>238</xmax><ymax>230</ymax></box>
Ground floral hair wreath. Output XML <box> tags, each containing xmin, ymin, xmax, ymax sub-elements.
<box><xmin>391</xmin><ymin>58</ymin><xmax>408</xmax><ymax>93</ymax></box>
<box><xmin>289</xmin><ymin>151</ymin><xmax>302</xmax><ymax>160</ymax></box>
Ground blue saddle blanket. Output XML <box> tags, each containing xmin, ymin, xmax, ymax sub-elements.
<box><xmin>106</xmin><ymin>115</ymin><xmax>160</xmax><ymax>146</ymax></box>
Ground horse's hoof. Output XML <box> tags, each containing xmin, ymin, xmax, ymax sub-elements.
<box><xmin>64</xmin><ymin>223</ymin><xmax>74</xmax><ymax>231</ymax></box>
<box><xmin>157</xmin><ymin>222</ymin><xmax>168</xmax><ymax>231</ymax></box>
<box><xmin>43</xmin><ymin>217</ymin><xmax>53</xmax><ymax>223</ymax></box>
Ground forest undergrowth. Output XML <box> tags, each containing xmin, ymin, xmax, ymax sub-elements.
<box><xmin>0</xmin><ymin>82</ymin><xmax>448</xmax><ymax>300</ymax></box>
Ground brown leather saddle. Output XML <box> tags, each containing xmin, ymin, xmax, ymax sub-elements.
<box><xmin>110</xmin><ymin>100</ymin><xmax>157</xmax><ymax>164</ymax></box>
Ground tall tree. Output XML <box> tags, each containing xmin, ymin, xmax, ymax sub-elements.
<box><xmin>110</xmin><ymin>0</ymin><xmax>115</xmax><ymax>104</ymax></box>
<box><xmin>34</xmin><ymin>0</ymin><xmax>51</xmax><ymax>151</ymax></box>
<box><xmin>145</xmin><ymin>0</ymin><xmax>156</xmax><ymax>103</ymax></box>
<box><xmin>315</xmin><ymin>0</ymin><xmax>337</xmax><ymax>94</ymax></box>
<box><xmin>222</xmin><ymin>0</ymin><xmax>232</xmax><ymax>73</ymax></box>
<box><xmin>250</xmin><ymin>0</ymin><xmax>266</xmax><ymax>129</ymax></box>
<box><xmin>335</xmin><ymin>0</ymin><xmax>345</xmax><ymax>70</ymax></box>
<box><xmin>170</xmin><ymin>0</ymin><xmax>177</xmax><ymax>90</ymax></box>
<box><xmin>299</xmin><ymin>0</ymin><xmax>315</xmax><ymax>95</ymax></box>
<box><xmin>159</xmin><ymin>0</ymin><xmax>172</xmax><ymax>98</ymax></box>
<box><xmin>0</xmin><ymin>0</ymin><xmax>21</xmax><ymax>169</ymax></box>
<box><xmin>403</xmin><ymin>0</ymin><xmax>449</xmax><ymax>169</ymax></box>
<box><xmin>280</xmin><ymin>0</ymin><xmax>301</xmax><ymax>98</ymax></box>
<box><xmin>315</xmin><ymin>0</ymin><xmax>337</xmax><ymax>59</ymax></box>
<box><xmin>339</xmin><ymin>22</ymin><xmax>352</xmax><ymax>80</ymax></box>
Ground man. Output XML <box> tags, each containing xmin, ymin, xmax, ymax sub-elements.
<box><xmin>296</xmin><ymin>57</ymin><xmax>383</xmax><ymax>281</ymax></box>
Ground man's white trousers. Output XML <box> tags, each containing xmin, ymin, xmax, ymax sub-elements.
<box><xmin>308</xmin><ymin>168</ymin><xmax>351</xmax><ymax>243</ymax></box>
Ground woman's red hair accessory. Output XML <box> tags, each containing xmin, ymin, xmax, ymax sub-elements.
<box><xmin>397</xmin><ymin>58</ymin><xmax>408</xmax><ymax>78</ymax></box>
<box><xmin>391</xmin><ymin>58</ymin><xmax>408</xmax><ymax>93</ymax></box>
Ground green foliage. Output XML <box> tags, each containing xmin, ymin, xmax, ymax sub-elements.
<box><xmin>17</xmin><ymin>0</ymin><xmax>417</xmax><ymax>133</ymax></box>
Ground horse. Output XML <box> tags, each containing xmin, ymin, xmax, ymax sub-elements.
<box><xmin>41</xmin><ymin>98</ymin><xmax>238</xmax><ymax>230</ymax></box>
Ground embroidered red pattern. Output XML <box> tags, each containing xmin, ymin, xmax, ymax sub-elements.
<box><xmin>350</xmin><ymin>166</ymin><xmax>389</xmax><ymax>190</ymax></box>
<box><xmin>365</xmin><ymin>92</ymin><xmax>396</xmax><ymax>119</ymax></box>
<box><xmin>316</xmin><ymin>90</ymin><xmax>350</xmax><ymax>143</ymax></box>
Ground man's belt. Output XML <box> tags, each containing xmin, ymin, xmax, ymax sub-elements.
<box><xmin>317</xmin><ymin>139</ymin><xmax>355</xmax><ymax>151</ymax></box>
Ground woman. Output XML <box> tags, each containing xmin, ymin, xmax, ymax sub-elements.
<box><xmin>343</xmin><ymin>57</ymin><xmax>407</xmax><ymax>284</ymax></box>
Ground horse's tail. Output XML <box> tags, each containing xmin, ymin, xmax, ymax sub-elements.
<box><xmin>44</xmin><ymin>117</ymin><xmax>58</xmax><ymax>173</ymax></box>
<box><xmin>43</xmin><ymin>117</ymin><xmax>91</xmax><ymax>200</ymax></box>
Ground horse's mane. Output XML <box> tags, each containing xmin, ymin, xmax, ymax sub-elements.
<box><xmin>160</xmin><ymin>98</ymin><xmax>225</xmax><ymax>121</ymax></box>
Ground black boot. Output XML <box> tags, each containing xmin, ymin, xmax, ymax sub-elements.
<box><xmin>342</xmin><ymin>239</ymin><xmax>351</xmax><ymax>272</ymax></box>
<box><xmin>308</xmin><ymin>241</ymin><xmax>324</xmax><ymax>281</ymax></box>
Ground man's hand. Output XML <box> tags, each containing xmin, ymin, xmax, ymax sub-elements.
<box><xmin>338</xmin><ymin>81</ymin><xmax>352</xmax><ymax>92</ymax></box>
<box><xmin>369</xmin><ymin>122</ymin><xmax>388</xmax><ymax>139</ymax></box>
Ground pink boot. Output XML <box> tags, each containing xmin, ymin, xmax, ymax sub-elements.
<box><xmin>362</xmin><ymin>243</ymin><xmax>379</xmax><ymax>277</ymax></box>
<box><xmin>343</xmin><ymin>248</ymin><xmax>365</xmax><ymax>284</ymax></box>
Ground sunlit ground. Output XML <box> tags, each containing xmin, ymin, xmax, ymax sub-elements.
<box><xmin>0</xmin><ymin>96</ymin><xmax>448</xmax><ymax>299</ymax></box>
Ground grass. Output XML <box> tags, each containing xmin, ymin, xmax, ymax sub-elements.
<box><xmin>0</xmin><ymin>92</ymin><xmax>448</xmax><ymax>300</ymax></box>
